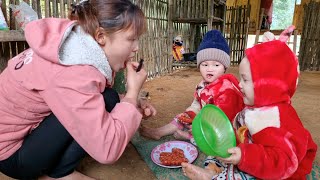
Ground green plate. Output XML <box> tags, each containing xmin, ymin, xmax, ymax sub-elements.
<box><xmin>192</xmin><ymin>104</ymin><xmax>236</xmax><ymax>158</ymax></box>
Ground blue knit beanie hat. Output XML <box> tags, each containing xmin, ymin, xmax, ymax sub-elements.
<box><xmin>197</xmin><ymin>30</ymin><xmax>230</xmax><ymax>68</ymax></box>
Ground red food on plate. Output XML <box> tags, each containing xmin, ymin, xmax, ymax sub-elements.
<box><xmin>159</xmin><ymin>148</ymin><xmax>188</xmax><ymax>166</ymax></box>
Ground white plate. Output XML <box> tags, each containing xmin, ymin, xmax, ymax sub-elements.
<box><xmin>151</xmin><ymin>140</ymin><xmax>198</xmax><ymax>168</ymax></box>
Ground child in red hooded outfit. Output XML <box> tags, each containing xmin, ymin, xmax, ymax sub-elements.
<box><xmin>141</xmin><ymin>30</ymin><xmax>244</xmax><ymax>142</ymax></box>
<box><xmin>182</xmin><ymin>39</ymin><xmax>317</xmax><ymax>179</ymax></box>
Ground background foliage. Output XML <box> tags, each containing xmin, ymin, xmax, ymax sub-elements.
<box><xmin>271</xmin><ymin>0</ymin><xmax>295</xmax><ymax>30</ymax></box>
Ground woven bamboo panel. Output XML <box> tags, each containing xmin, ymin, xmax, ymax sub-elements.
<box><xmin>226</xmin><ymin>0</ymin><xmax>260</xmax><ymax>33</ymax></box>
<box><xmin>225</xmin><ymin>4</ymin><xmax>250</xmax><ymax>65</ymax></box>
<box><xmin>134</xmin><ymin>0</ymin><xmax>170</xmax><ymax>77</ymax></box>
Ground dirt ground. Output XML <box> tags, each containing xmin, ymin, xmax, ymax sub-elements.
<box><xmin>0</xmin><ymin>67</ymin><xmax>319</xmax><ymax>180</ymax></box>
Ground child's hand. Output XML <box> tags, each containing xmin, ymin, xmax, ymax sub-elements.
<box><xmin>216</xmin><ymin>147</ymin><xmax>241</xmax><ymax>165</ymax></box>
<box><xmin>139</xmin><ymin>98</ymin><xmax>157</xmax><ymax>118</ymax></box>
<box><xmin>177</xmin><ymin>111</ymin><xmax>196</xmax><ymax>124</ymax></box>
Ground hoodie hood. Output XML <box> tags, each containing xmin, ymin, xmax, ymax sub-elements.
<box><xmin>245</xmin><ymin>40</ymin><xmax>299</xmax><ymax>107</ymax></box>
<box><xmin>24</xmin><ymin>18</ymin><xmax>113</xmax><ymax>84</ymax></box>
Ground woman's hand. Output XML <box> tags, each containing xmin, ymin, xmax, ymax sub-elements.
<box><xmin>125</xmin><ymin>62</ymin><xmax>147</xmax><ymax>102</ymax></box>
<box><xmin>138</xmin><ymin>98</ymin><xmax>157</xmax><ymax>118</ymax></box>
<box><xmin>216</xmin><ymin>147</ymin><xmax>241</xmax><ymax>165</ymax></box>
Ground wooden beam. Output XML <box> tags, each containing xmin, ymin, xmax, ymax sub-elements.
<box><xmin>172</xmin><ymin>17</ymin><xmax>223</xmax><ymax>24</ymax></box>
<box><xmin>293</xmin><ymin>30</ymin><xmax>298</xmax><ymax>54</ymax></box>
<box><xmin>168</xmin><ymin>0</ymin><xmax>173</xmax><ymax>73</ymax></box>
<box><xmin>0</xmin><ymin>30</ymin><xmax>25</xmax><ymax>42</ymax></box>
<box><xmin>172</xmin><ymin>62</ymin><xmax>197</xmax><ymax>67</ymax></box>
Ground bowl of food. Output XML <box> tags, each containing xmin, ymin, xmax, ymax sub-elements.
<box><xmin>192</xmin><ymin>104</ymin><xmax>236</xmax><ymax>158</ymax></box>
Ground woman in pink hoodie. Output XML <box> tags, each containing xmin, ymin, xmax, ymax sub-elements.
<box><xmin>0</xmin><ymin>0</ymin><xmax>155</xmax><ymax>179</ymax></box>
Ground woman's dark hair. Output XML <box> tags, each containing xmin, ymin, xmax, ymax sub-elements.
<box><xmin>68</xmin><ymin>0</ymin><xmax>146</xmax><ymax>38</ymax></box>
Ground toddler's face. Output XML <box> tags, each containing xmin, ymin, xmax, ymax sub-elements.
<box><xmin>239</xmin><ymin>57</ymin><xmax>254</xmax><ymax>105</ymax></box>
<box><xmin>199</xmin><ymin>60</ymin><xmax>225</xmax><ymax>83</ymax></box>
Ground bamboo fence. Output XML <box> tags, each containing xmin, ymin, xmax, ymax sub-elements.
<box><xmin>135</xmin><ymin>0</ymin><xmax>170</xmax><ymax>78</ymax></box>
<box><xmin>225</xmin><ymin>4</ymin><xmax>250</xmax><ymax>65</ymax></box>
<box><xmin>299</xmin><ymin>1</ymin><xmax>320</xmax><ymax>71</ymax></box>
<box><xmin>170</xmin><ymin>0</ymin><xmax>227</xmax><ymax>69</ymax></box>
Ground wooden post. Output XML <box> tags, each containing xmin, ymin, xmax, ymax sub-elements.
<box><xmin>207</xmin><ymin>0</ymin><xmax>213</xmax><ymax>30</ymax></box>
<box><xmin>168</xmin><ymin>0</ymin><xmax>173</xmax><ymax>73</ymax></box>
<box><xmin>293</xmin><ymin>30</ymin><xmax>298</xmax><ymax>54</ymax></box>
<box><xmin>60</xmin><ymin>0</ymin><xmax>65</xmax><ymax>18</ymax></box>
<box><xmin>45</xmin><ymin>0</ymin><xmax>50</xmax><ymax>17</ymax></box>
<box><xmin>254</xmin><ymin>8</ymin><xmax>264</xmax><ymax>45</ymax></box>
<box><xmin>221</xmin><ymin>1</ymin><xmax>226</xmax><ymax>33</ymax></box>
<box><xmin>254</xmin><ymin>29</ymin><xmax>260</xmax><ymax>45</ymax></box>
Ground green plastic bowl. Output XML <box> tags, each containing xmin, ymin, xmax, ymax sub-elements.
<box><xmin>192</xmin><ymin>104</ymin><xmax>236</xmax><ymax>158</ymax></box>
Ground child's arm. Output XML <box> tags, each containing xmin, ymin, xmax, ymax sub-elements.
<box><xmin>175</xmin><ymin>98</ymin><xmax>199</xmax><ymax>124</ymax></box>
<box><xmin>186</xmin><ymin>98</ymin><xmax>201</xmax><ymax>114</ymax></box>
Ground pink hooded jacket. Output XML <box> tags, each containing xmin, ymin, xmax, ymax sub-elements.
<box><xmin>0</xmin><ymin>18</ymin><xmax>142</xmax><ymax>163</ymax></box>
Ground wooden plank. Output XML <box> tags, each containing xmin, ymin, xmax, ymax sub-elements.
<box><xmin>311</xmin><ymin>2</ymin><xmax>320</xmax><ymax>70</ymax></box>
<box><xmin>293</xmin><ymin>30</ymin><xmax>298</xmax><ymax>54</ymax></box>
<box><xmin>9</xmin><ymin>0</ymin><xmax>15</xmax><ymax>29</ymax></box>
<box><xmin>199</xmin><ymin>0</ymin><xmax>203</xmax><ymax>18</ymax></box>
<box><xmin>0</xmin><ymin>30</ymin><xmax>25</xmax><ymax>42</ymax></box>
<box><xmin>52</xmin><ymin>0</ymin><xmax>57</xmax><ymax>17</ymax></box>
<box><xmin>60</xmin><ymin>0</ymin><xmax>65</xmax><ymax>18</ymax></box>
<box><xmin>67</xmin><ymin>0</ymin><xmax>71</xmax><ymax>17</ymax></box>
<box><xmin>207</xmin><ymin>0</ymin><xmax>213</xmax><ymax>30</ymax></box>
<box><xmin>168</xmin><ymin>0</ymin><xmax>173</xmax><ymax>72</ymax></box>
<box><xmin>36</xmin><ymin>0</ymin><xmax>42</xmax><ymax>18</ymax></box>
<box><xmin>1</xmin><ymin>0</ymin><xmax>7</xmax><ymax>22</ymax></box>
<box><xmin>195</xmin><ymin>0</ymin><xmax>199</xmax><ymax>19</ymax></box>
<box><xmin>306</xmin><ymin>2</ymin><xmax>317</xmax><ymax>70</ymax></box>
<box><xmin>179</xmin><ymin>0</ymin><xmax>183</xmax><ymax>18</ymax></box>
<box><xmin>172</xmin><ymin>17</ymin><xmax>223</xmax><ymax>24</ymax></box>
<box><xmin>45</xmin><ymin>0</ymin><xmax>50</xmax><ymax>17</ymax></box>
<box><xmin>172</xmin><ymin>62</ymin><xmax>197</xmax><ymax>67</ymax></box>
<box><xmin>301</xmin><ymin>2</ymin><xmax>314</xmax><ymax>70</ymax></box>
<box><xmin>299</xmin><ymin>3</ymin><xmax>309</xmax><ymax>70</ymax></box>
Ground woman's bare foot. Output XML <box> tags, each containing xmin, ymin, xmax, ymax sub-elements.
<box><xmin>173</xmin><ymin>129</ymin><xmax>190</xmax><ymax>140</ymax></box>
<box><xmin>38</xmin><ymin>171</ymin><xmax>96</xmax><ymax>180</ymax></box>
<box><xmin>181</xmin><ymin>163</ymin><xmax>216</xmax><ymax>180</ymax></box>
<box><xmin>140</xmin><ymin>126</ymin><xmax>162</xmax><ymax>140</ymax></box>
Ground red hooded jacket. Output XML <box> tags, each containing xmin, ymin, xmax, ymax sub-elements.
<box><xmin>235</xmin><ymin>40</ymin><xmax>317</xmax><ymax>179</ymax></box>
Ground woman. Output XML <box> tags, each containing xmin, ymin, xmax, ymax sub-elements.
<box><xmin>0</xmin><ymin>0</ymin><xmax>155</xmax><ymax>179</ymax></box>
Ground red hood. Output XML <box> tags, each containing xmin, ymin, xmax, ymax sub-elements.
<box><xmin>24</xmin><ymin>18</ymin><xmax>77</xmax><ymax>64</ymax></box>
<box><xmin>245</xmin><ymin>40</ymin><xmax>299</xmax><ymax>107</ymax></box>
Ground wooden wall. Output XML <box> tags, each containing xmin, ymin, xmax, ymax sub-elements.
<box><xmin>293</xmin><ymin>0</ymin><xmax>320</xmax><ymax>31</ymax></box>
